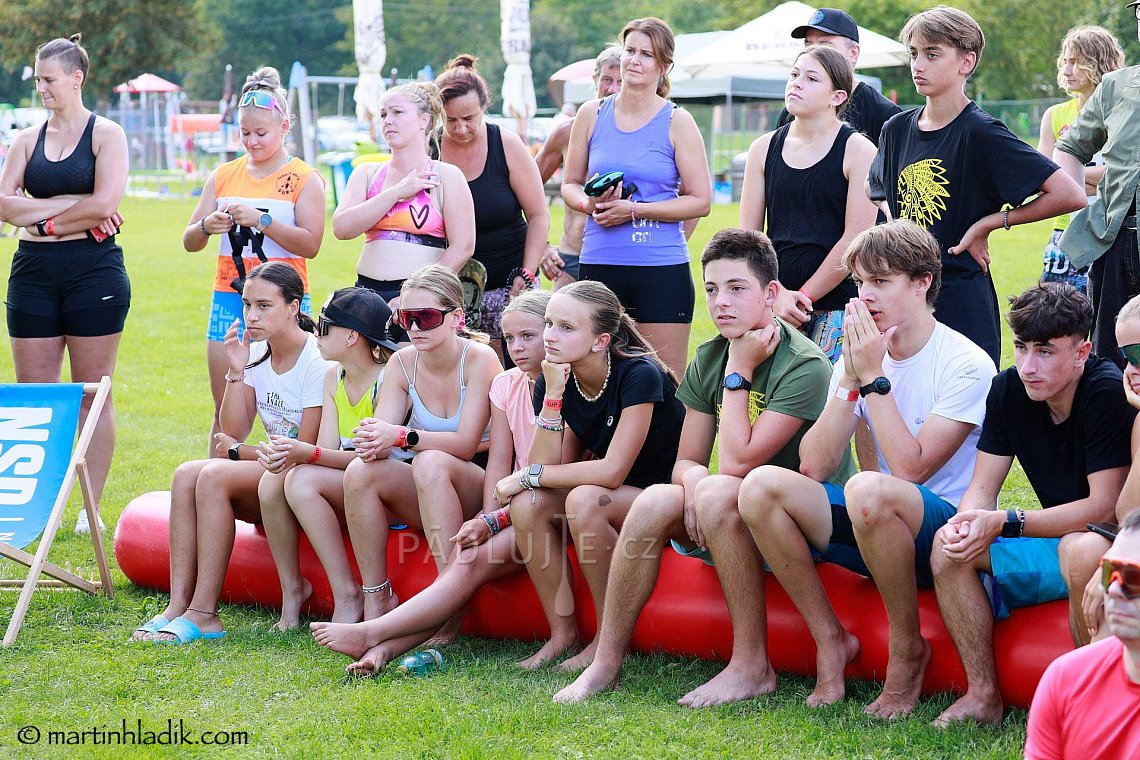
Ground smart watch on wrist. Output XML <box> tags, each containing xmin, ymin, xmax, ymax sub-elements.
<box><xmin>403</xmin><ymin>429</ymin><xmax>420</xmax><ymax>448</ymax></box>
<box><xmin>723</xmin><ymin>372</ymin><xmax>752</xmax><ymax>392</ymax></box>
<box><xmin>859</xmin><ymin>376</ymin><xmax>892</xmax><ymax>397</ymax></box>
<box><xmin>227</xmin><ymin>442</ymin><xmax>242</xmax><ymax>461</ymax></box>
<box><xmin>256</xmin><ymin>212</ymin><xmax>273</xmax><ymax>232</ymax></box>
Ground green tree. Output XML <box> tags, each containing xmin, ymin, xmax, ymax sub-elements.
<box><xmin>0</xmin><ymin>0</ymin><xmax>205</xmax><ymax>103</ymax></box>
<box><xmin>181</xmin><ymin>0</ymin><xmax>352</xmax><ymax>101</ymax></box>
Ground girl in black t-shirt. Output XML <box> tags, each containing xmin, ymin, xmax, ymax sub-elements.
<box><xmin>493</xmin><ymin>280</ymin><xmax>685</xmax><ymax>669</ymax></box>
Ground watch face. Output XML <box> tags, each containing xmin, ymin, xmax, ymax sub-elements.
<box><xmin>724</xmin><ymin>373</ymin><xmax>746</xmax><ymax>391</ymax></box>
<box><xmin>874</xmin><ymin>377</ymin><xmax>891</xmax><ymax>394</ymax></box>
<box><xmin>227</xmin><ymin>444</ymin><xmax>240</xmax><ymax>461</ymax></box>
<box><xmin>259</xmin><ymin>212</ymin><xmax>272</xmax><ymax>228</ymax></box>
<box><xmin>404</xmin><ymin>429</ymin><xmax>419</xmax><ymax>447</ymax></box>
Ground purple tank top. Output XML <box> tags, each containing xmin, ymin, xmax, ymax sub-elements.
<box><xmin>582</xmin><ymin>96</ymin><xmax>687</xmax><ymax>267</ymax></box>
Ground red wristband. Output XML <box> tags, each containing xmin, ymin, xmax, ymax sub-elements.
<box><xmin>394</xmin><ymin>426</ymin><xmax>408</xmax><ymax>448</ymax></box>
<box><xmin>799</xmin><ymin>288</ymin><xmax>812</xmax><ymax>304</ymax></box>
<box><xmin>493</xmin><ymin>508</ymin><xmax>511</xmax><ymax>530</ymax></box>
<box><xmin>306</xmin><ymin>446</ymin><xmax>322</xmax><ymax>465</ymax></box>
<box><xmin>543</xmin><ymin>397</ymin><xmax>563</xmax><ymax>410</ymax></box>
<box><xmin>44</xmin><ymin>217</ymin><xmax>56</xmax><ymax>236</ymax></box>
<box><xmin>835</xmin><ymin>386</ymin><xmax>859</xmax><ymax>403</ymax></box>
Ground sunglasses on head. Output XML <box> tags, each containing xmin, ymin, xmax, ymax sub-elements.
<box><xmin>394</xmin><ymin>307</ymin><xmax>455</xmax><ymax>332</ymax></box>
<box><xmin>238</xmin><ymin>90</ymin><xmax>286</xmax><ymax>118</ymax></box>
<box><xmin>1119</xmin><ymin>343</ymin><xmax>1140</xmax><ymax>368</ymax></box>
<box><xmin>1101</xmin><ymin>556</ymin><xmax>1140</xmax><ymax>599</ymax></box>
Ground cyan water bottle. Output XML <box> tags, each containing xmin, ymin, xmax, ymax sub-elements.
<box><xmin>397</xmin><ymin>648</ymin><xmax>444</xmax><ymax>677</ymax></box>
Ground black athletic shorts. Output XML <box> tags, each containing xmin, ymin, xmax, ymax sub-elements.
<box><xmin>6</xmin><ymin>237</ymin><xmax>131</xmax><ymax>338</ymax></box>
<box><xmin>578</xmin><ymin>261</ymin><xmax>694</xmax><ymax>324</ymax></box>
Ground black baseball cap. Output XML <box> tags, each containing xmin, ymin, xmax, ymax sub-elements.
<box><xmin>321</xmin><ymin>287</ymin><xmax>400</xmax><ymax>352</ymax></box>
<box><xmin>791</xmin><ymin>8</ymin><xmax>860</xmax><ymax>44</ymax></box>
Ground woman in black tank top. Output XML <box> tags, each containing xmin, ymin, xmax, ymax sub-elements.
<box><xmin>739</xmin><ymin>45</ymin><xmax>878</xmax><ymax>363</ymax></box>
<box><xmin>435</xmin><ymin>55</ymin><xmax>549</xmax><ymax>362</ymax></box>
<box><xmin>0</xmin><ymin>35</ymin><xmax>129</xmax><ymax>531</ymax></box>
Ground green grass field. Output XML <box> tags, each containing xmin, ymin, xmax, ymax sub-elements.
<box><xmin>0</xmin><ymin>199</ymin><xmax>1050</xmax><ymax>758</ymax></box>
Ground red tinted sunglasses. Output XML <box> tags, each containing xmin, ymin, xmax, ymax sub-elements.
<box><xmin>394</xmin><ymin>307</ymin><xmax>455</xmax><ymax>332</ymax></box>
<box><xmin>1100</xmin><ymin>556</ymin><xmax>1140</xmax><ymax>599</ymax></box>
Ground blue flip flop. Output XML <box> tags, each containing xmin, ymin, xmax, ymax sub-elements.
<box><xmin>132</xmin><ymin>614</ymin><xmax>170</xmax><ymax>640</ymax></box>
<box><xmin>154</xmin><ymin>615</ymin><xmax>227</xmax><ymax>645</ymax></box>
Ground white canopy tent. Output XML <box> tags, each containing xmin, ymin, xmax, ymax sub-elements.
<box><xmin>679</xmin><ymin>1</ymin><xmax>909</xmax><ymax>77</ymax></box>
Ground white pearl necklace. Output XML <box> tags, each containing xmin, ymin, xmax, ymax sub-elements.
<box><xmin>572</xmin><ymin>353</ymin><xmax>611</xmax><ymax>403</ymax></box>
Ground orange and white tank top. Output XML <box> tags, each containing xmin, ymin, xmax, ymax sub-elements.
<box><xmin>212</xmin><ymin>156</ymin><xmax>323</xmax><ymax>293</ymax></box>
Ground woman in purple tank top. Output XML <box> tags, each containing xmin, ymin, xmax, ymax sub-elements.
<box><xmin>562</xmin><ymin>17</ymin><xmax>712</xmax><ymax>378</ymax></box>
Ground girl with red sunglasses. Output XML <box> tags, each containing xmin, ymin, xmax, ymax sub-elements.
<box><xmin>340</xmin><ymin>265</ymin><xmax>502</xmax><ymax>640</ymax></box>
<box><xmin>311</xmin><ymin>290</ymin><xmax>556</xmax><ymax>674</ymax></box>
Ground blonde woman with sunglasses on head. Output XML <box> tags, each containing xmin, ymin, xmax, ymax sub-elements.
<box><xmin>183</xmin><ymin>66</ymin><xmax>326</xmax><ymax>456</ymax></box>
<box><xmin>343</xmin><ymin>264</ymin><xmax>500</xmax><ymax>643</ymax></box>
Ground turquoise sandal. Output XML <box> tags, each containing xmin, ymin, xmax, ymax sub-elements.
<box><xmin>131</xmin><ymin>614</ymin><xmax>170</xmax><ymax>640</ymax></box>
<box><xmin>154</xmin><ymin>615</ymin><xmax>227</xmax><ymax>645</ymax></box>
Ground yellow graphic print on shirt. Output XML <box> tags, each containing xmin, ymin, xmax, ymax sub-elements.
<box><xmin>898</xmin><ymin>158</ymin><xmax>950</xmax><ymax>228</ymax></box>
<box><xmin>716</xmin><ymin>390</ymin><xmax>767</xmax><ymax>426</ymax></box>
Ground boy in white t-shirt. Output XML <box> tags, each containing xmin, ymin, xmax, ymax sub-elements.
<box><xmin>737</xmin><ymin>220</ymin><xmax>995</xmax><ymax>714</ymax></box>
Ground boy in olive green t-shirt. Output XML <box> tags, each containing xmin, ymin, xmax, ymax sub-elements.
<box><xmin>554</xmin><ymin>228</ymin><xmax>854</xmax><ymax>707</ymax></box>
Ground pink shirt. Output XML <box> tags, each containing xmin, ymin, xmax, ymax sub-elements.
<box><xmin>1025</xmin><ymin>635</ymin><xmax>1140</xmax><ymax>760</ymax></box>
<box><xmin>489</xmin><ymin>368</ymin><xmax>535</xmax><ymax>469</ymax></box>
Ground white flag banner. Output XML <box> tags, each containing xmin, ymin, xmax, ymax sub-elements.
<box><xmin>353</xmin><ymin>0</ymin><xmax>387</xmax><ymax>129</ymax></box>
<box><xmin>500</xmin><ymin>0</ymin><xmax>537</xmax><ymax>126</ymax></box>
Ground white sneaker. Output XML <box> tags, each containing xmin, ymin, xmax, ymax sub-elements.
<box><xmin>74</xmin><ymin>510</ymin><xmax>105</xmax><ymax>535</ymax></box>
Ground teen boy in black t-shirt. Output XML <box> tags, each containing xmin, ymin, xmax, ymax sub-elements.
<box><xmin>930</xmin><ymin>283</ymin><xmax>1134</xmax><ymax>728</ymax></box>
<box><xmin>868</xmin><ymin>7</ymin><xmax>1085</xmax><ymax>365</ymax></box>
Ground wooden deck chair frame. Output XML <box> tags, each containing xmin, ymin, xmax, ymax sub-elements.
<box><xmin>1</xmin><ymin>376</ymin><xmax>115</xmax><ymax>645</ymax></box>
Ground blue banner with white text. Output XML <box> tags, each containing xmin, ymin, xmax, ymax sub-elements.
<box><xmin>0</xmin><ymin>384</ymin><xmax>84</xmax><ymax>549</ymax></box>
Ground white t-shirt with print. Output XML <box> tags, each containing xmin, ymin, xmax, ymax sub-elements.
<box><xmin>243</xmin><ymin>334</ymin><xmax>331</xmax><ymax>438</ymax></box>
<box><xmin>829</xmin><ymin>321</ymin><xmax>996</xmax><ymax>506</ymax></box>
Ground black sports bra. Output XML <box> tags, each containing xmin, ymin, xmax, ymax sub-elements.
<box><xmin>23</xmin><ymin>113</ymin><xmax>98</xmax><ymax>198</ymax></box>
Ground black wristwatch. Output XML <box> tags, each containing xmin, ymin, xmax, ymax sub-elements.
<box><xmin>859</xmin><ymin>376</ymin><xmax>892</xmax><ymax>397</ymax></box>
<box><xmin>227</xmin><ymin>442</ymin><xmax>242</xmax><ymax>461</ymax></box>
<box><xmin>723</xmin><ymin>372</ymin><xmax>752</xmax><ymax>392</ymax></box>
<box><xmin>403</xmin><ymin>429</ymin><xmax>420</xmax><ymax>448</ymax></box>
<box><xmin>1000</xmin><ymin>509</ymin><xmax>1025</xmax><ymax>539</ymax></box>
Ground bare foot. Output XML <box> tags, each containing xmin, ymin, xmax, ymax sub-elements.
<box><xmin>330</xmin><ymin>588</ymin><xmax>365</xmax><ymax>624</ymax></box>
<box><xmin>363</xmin><ymin>585</ymin><xmax>399</xmax><ymax>620</ymax></box>
<box><xmin>310</xmin><ymin>620</ymin><xmax>380</xmax><ymax>660</ymax></box>
<box><xmin>558</xmin><ymin>639</ymin><xmax>598</xmax><ymax>672</ymax></box>
<box><xmin>517</xmin><ymin>632</ymin><xmax>580</xmax><ymax>670</ymax></box>
<box><xmin>806</xmin><ymin>629</ymin><xmax>861</xmax><ymax>707</ymax></box>
<box><xmin>346</xmin><ymin>642</ymin><xmax>401</xmax><ymax>677</ymax></box>
<box><xmin>864</xmin><ymin>637</ymin><xmax>932</xmax><ymax>719</ymax></box>
<box><xmin>274</xmin><ymin>578</ymin><xmax>314</xmax><ymax>632</ymax></box>
<box><xmin>932</xmin><ymin>690</ymin><xmax>1004</xmax><ymax>728</ymax></box>
<box><xmin>677</xmin><ymin>658</ymin><xmax>777</xmax><ymax>708</ymax></box>
<box><xmin>423</xmin><ymin>611</ymin><xmax>464</xmax><ymax>648</ymax></box>
<box><xmin>552</xmin><ymin>659</ymin><xmax>620</xmax><ymax>704</ymax></box>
